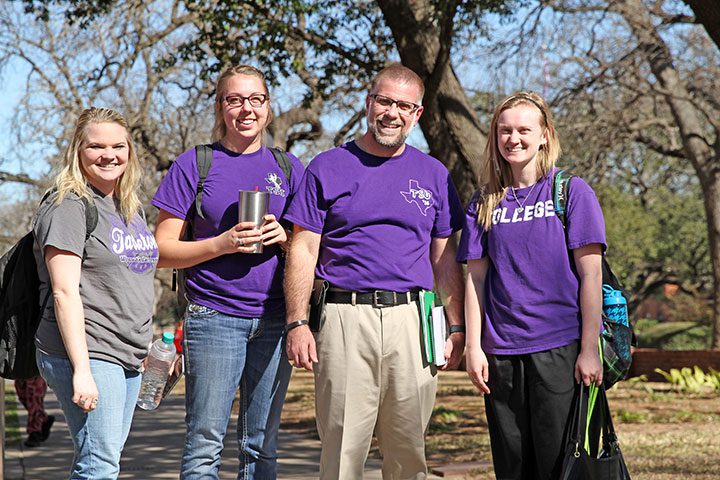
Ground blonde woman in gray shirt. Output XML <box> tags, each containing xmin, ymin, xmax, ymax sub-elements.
<box><xmin>33</xmin><ymin>107</ymin><xmax>159</xmax><ymax>479</ymax></box>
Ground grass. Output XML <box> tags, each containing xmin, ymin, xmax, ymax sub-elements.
<box><xmin>279</xmin><ymin>370</ymin><xmax>720</xmax><ymax>479</ymax></box>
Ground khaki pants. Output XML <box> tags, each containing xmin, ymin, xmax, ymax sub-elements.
<box><xmin>314</xmin><ymin>301</ymin><xmax>438</xmax><ymax>480</ymax></box>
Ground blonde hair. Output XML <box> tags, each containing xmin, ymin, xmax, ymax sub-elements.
<box><xmin>54</xmin><ymin>107</ymin><xmax>141</xmax><ymax>223</ymax></box>
<box><xmin>211</xmin><ymin>64</ymin><xmax>272</xmax><ymax>142</ymax></box>
<box><xmin>476</xmin><ymin>92</ymin><xmax>561</xmax><ymax>230</ymax></box>
<box><xmin>371</xmin><ymin>63</ymin><xmax>425</xmax><ymax>102</ymax></box>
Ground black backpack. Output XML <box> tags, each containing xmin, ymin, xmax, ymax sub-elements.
<box><xmin>172</xmin><ymin>144</ymin><xmax>293</xmax><ymax>313</ymax></box>
<box><xmin>0</xmin><ymin>192</ymin><xmax>98</xmax><ymax>379</ymax></box>
<box><xmin>553</xmin><ymin>169</ymin><xmax>636</xmax><ymax>388</ymax></box>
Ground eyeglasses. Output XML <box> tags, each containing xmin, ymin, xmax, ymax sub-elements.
<box><xmin>222</xmin><ymin>93</ymin><xmax>268</xmax><ymax>108</ymax></box>
<box><xmin>369</xmin><ymin>94</ymin><xmax>421</xmax><ymax>115</ymax></box>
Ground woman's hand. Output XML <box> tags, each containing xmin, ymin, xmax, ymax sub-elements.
<box><xmin>72</xmin><ymin>370</ymin><xmax>99</xmax><ymax>413</ymax></box>
<box><xmin>466</xmin><ymin>346</ymin><xmax>491</xmax><ymax>394</ymax></box>
<box><xmin>260</xmin><ymin>214</ymin><xmax>288</xmax><ymax>247</ymax></box>
<box><xmin>575</xmin><ymin>346</ymin><xmax>603</xmax><ymax>386</ymax></box>
<box><xmin>215</xmin><ymin>221</ymin><xmax>263</xmax><ymax>255</ymax></box>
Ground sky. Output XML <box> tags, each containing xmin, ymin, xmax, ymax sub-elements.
<box><xmin>0</xmin><ymin>61</ymin><xmax>29</xmax><ymax>172</ymax></box>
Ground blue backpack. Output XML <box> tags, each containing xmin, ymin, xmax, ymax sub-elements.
<box><xmin>553</xmin><ymin>170</ymin><xmax>636</xmax><ymax>388</ymax></box>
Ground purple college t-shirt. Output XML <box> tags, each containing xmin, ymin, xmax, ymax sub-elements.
<box><xmin>284</xmin><ymin>141</ymin><xmax>464</xmax><ymax>292</ymax></box>
<box><xmin>456</xmin><ymin>169</ymin><xmax>606</xmax><ymax>355</ymax></box>
<box><xmin>152</xmin><ymin>143</ymin><xmax>304</xmax><ymax>317</ymax></box>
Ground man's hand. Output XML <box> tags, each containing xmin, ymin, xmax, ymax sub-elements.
<box><xmin>286</xmin><ymin>325</ymin><xmax>318</xmax><ymax>371</ymax></box>
<box><xmin>440</xmin><ymin>332</ymin><xmax>465</xmax><ymax>370</ymax></box>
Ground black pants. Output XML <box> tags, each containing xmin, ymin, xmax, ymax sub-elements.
<box><xmin>485</xmin><ymin>342</ymin><xmax>578</xmax><ymax>480</ymax></box>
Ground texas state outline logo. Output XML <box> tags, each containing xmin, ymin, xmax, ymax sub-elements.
<box><xmin>265</xmin><ymin>172</ymin><xmax>286</xmax><ymax>197</ymax></box>
<box><xmin>401</xmin><ymin>179</ymin><xmax>433</xmax><ymax>216</ymax></box>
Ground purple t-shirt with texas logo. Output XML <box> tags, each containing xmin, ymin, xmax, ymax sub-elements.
<box><xmin>152</xmin><ymin>143</ymin><xmax>304</xmax><ymax>318</ymax></box>
<box><xmin>457</xmin><ymin>169</ymin><xmax>606</xmax><ymax>355</ymax></box>
<box><xmin>284</xmin><ymin>141</ymin><xmax>464</xmax><ymax>292</ymax></box>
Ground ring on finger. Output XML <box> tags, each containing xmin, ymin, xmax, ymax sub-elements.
<box><xmin>79</xmin><ymin>399</ymin><xmax>86</xmax><ymax>406</ymax></box>
<box><xmin>91</xmin><ymin>398</ymin><xmax>98</xmax><ymax>406</ymax></box>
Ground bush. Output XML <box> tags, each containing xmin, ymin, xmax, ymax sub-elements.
<box><xmin>634</xmin><ymin>318</ymin><xmax>710</xmax><ymax>350</ymax></box>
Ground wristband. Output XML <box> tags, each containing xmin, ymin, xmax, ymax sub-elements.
<box><xmin>285</xmin><ymin>319</ymin><xmax>309</xmax><ymax>332</ymax></box>
<box><xmin>449</xmin><ymin>324</ymin><xmax>466</xmax><ymax>335</ymax></box>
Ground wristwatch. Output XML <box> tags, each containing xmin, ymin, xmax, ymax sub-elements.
<box><xmin>448</xmin><ymin>324</ymin><xmax>466</xmax><ymax>335</ymax></box>
<box><xmin>285</xmin><ymin>319</ymin><xmax>309</xmax><ymax>332</ymax></box>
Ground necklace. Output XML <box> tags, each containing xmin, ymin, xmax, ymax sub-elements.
<box><xmin>510</xmin><ymin>181</ymin><xmax>538</xmax><ymax>213</ymax></box>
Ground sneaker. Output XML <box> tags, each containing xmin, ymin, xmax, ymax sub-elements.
<box><xmin>40</xmin><ymin>415</ymin><xmax>55</xmax><ymax>442</ymax></box>
<box><xmin>24</xmin><ymin>432</ymin><xmax>42</xmax><ymax>448</ymax></box>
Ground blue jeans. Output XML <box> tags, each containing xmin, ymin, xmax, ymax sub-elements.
<box><xmin>37</xmin><ymin>352</ymin><xmax>141</xmax><ymax>479</ymax></box>
<box><xmin>180</xmin><ymin>303</ymin><xmax>292</xmax><ymax>480</ymax></box>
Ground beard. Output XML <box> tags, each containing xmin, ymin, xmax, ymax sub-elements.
<box><xmin>368</xmin><ymin>117</ymin><xmax>410</xmax><ymax>149</ymax></box>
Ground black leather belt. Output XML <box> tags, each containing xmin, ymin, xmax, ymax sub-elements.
<box><xmin>325</xmin><ymin>289</ymin><xmax>420</xmax><ymax>308</ymax></box>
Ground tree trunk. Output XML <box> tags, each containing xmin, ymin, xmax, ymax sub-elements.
<box><xmin>702</xmin><ymin>178</ymin><xmax>720</xmax><ymax>350</ymax></box>
<box><xmin>614</xmin><ymin>0</ymin><xmax>720</xmax><ymax>349</ymax></box>
<box><xmin>376</xmin><ymin>0</ymin><xmax>485</xmax><ymax>205</ymax></box>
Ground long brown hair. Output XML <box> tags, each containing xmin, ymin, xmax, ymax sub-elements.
<box><xmin>476</xmin><ymin>92</ymin><xmax>561</xmax><ymax>230</ymax></box>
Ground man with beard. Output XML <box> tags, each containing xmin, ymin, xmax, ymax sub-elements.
<box><xmin>283</xmin><ymin>63</ymin><xmax>466</xmax><ymax>480</ymax></box>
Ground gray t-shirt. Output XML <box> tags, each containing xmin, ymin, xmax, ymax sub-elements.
<box><xmin>33</xmin><ymin>190</ymin><xmax>159</xmax><ymax>370</ymax></box>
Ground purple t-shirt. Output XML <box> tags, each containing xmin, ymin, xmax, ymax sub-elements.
<box><xmin>152</xmin><ymin>143</ymin><xmax>304</xmax><ymax>317</ymax></box>
<box><xmin>456</xmin><ymin>169</ymin><xmax>606</xmax><ymax>355</ymax></box>
<box><xmin>284</xmin><ymin>141</ymin><xmax>464</xmax><ymax>292</ymax></box>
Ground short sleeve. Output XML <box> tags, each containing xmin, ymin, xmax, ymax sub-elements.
<box><xmin>286</xmin><ymin>154</ymin><xmax>305</xmax><ymax>196</ymax></box>
<box><xmin>456</xmin><ymin>190</ymin><xmax>487</xmax><ymax>262</ymax></box>
<box><xmin>431</xmin><ymin>172</ymin><xmax>464</xmax><ymax>238</ymax></box>
<box><xmin>284</xmin><ymin>166</ymin><xmax>327</xmax><ymax>234</ymax></box>
<box><xmin>151</xmin><ymin>149</ymin><xmax>199</xmax><ymax>220</ymax></box>
<box><xmin>565</xmin><ymin>177</ymin><xmax>607</xmax><ymax>251</ymax></box>
<box><xmin>33</xmin><ymin>195</ymin><xmax>87</xmax><ymax>257</ymax></box>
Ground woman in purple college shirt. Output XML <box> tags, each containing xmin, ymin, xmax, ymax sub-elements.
<box><xmin>152</xmin><ymin>65</ymin><xmax>303</xmax><ymax>479</ymax></box>
<box><xmin>458</xmin><ymin>92</ymin><xmax>606</xmax><ymax>479</ymax></box>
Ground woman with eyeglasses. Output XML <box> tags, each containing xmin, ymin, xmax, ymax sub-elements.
<box><xmin>152</xmin><ymin>64</ymin><xmax>304</xmax><ymax>479</ymax></box>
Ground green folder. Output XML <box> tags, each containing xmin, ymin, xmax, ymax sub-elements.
<box><xmin>419</xmin><ymin>290</ymin><xmax>435</xmax><ymax>363</ymax></box>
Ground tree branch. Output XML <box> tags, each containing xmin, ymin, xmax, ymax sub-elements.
<box><xmin>0</xmin><ymin>170</ymin><xmax>45</xmax><ymax>187</ymax></box>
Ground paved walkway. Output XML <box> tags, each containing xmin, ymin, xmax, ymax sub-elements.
<box><xmin>4</xmin><ymin>381</ymin><xmax>443</xmax><ymax>479</ymax></box>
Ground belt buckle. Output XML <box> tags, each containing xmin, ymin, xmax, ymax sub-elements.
<box><xmin>372</xmin><ymin>291</ymin><xmax>396</xmax><ymax>308</ymax></box>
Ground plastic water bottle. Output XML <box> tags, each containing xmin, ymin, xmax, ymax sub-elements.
<box><xmin>602</xmin><ymin>285</ymin><xmax>628</xmax><ymax>326</ymax></box>
<box><xmin>137</xmin><ymin>332</ymin><xmax>176</xmax><ymax>410</ymax></box>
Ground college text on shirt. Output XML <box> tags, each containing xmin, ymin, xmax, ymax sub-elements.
<box><xmin>492</xmin><ymin>200</ymin><xmax>556</xmax><ymax>225</ymax></box>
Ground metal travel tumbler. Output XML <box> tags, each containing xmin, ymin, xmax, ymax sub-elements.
<box><xmin>238</xmin><ymin>190</ymin><xmax>269</xmax><ymax>254</ymax></box>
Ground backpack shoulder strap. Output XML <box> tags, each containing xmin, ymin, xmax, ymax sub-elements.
<box><xmin>552</xmin><ymin>169</ymin><xmax>575</xmax><ymax>228</ymax></box>
<box><xmin>172</xmin><ymin>144</ymin><xmax>212</xmax><ymax>293</ymax></box>
<box><xmin>269</xmin><ymin>147</ymin><xmax>292</xmax><ymax>184</ymax></box>
<box><xmin>80</xmin><ymin>196</ymin><xmax>98</xmax><ymax>241</ymax></box>
<box><xmin>193</xmin><ymin>144</ymin><xmax>214</xmax><ymax>220</ymax></box>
